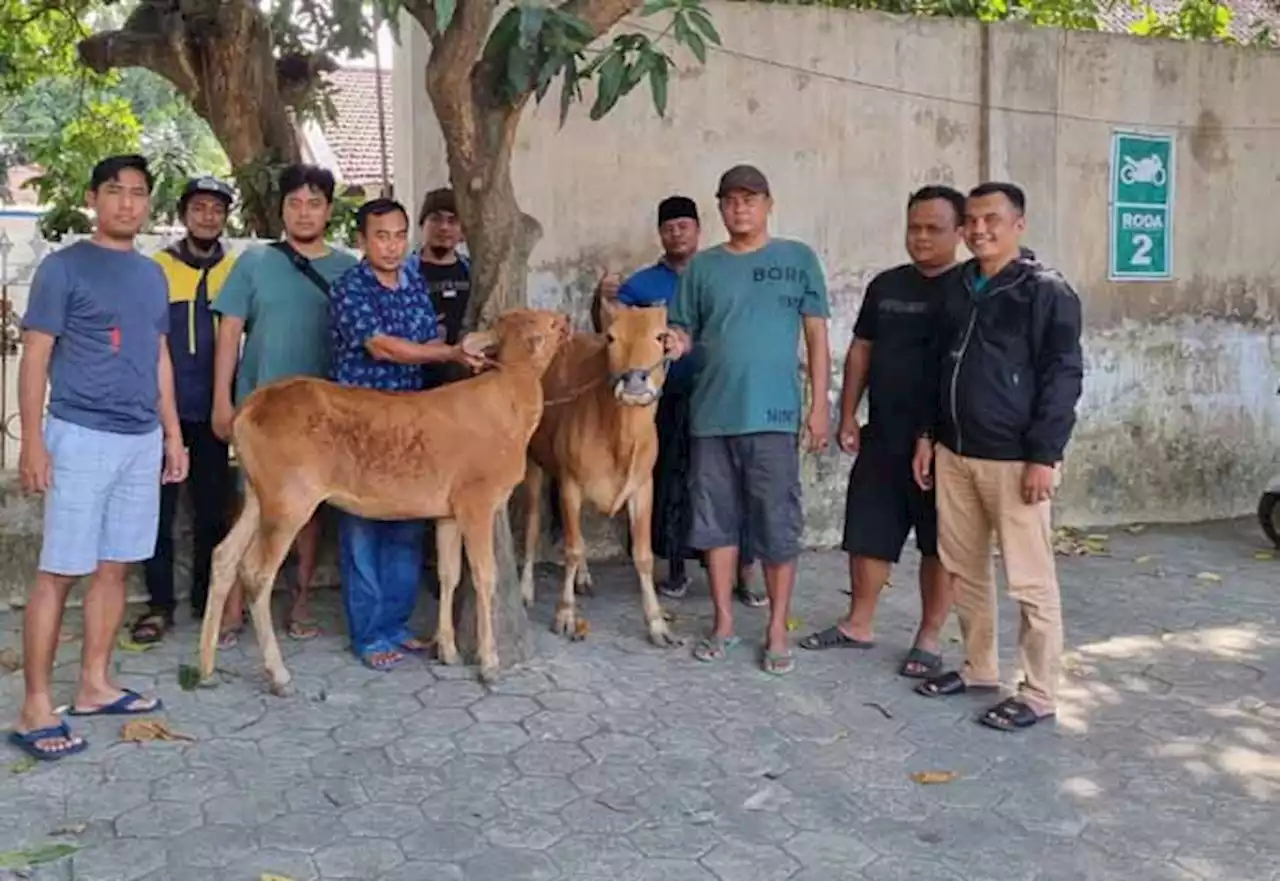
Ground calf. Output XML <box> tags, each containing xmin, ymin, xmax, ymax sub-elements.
<box><xmin>198</xmin><ymin>309</ymin><xmax>571</xmax><ymax>691</ymax></box>
<box><xmin>520</xmin><ymin>306</ymin><xmax>677</xmax><ymax>647</ymax></box>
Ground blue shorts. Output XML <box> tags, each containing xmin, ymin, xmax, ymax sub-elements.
<box><xmin>39</xmin><ymin>417</ymin><xmax>163</xmax><ymax>577</ymax></box>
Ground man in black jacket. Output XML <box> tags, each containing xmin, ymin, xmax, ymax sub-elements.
<box><xmin>911</xmin><ymin>181</ymin><xmax>1083</xmax><ymax>732</ymax></box>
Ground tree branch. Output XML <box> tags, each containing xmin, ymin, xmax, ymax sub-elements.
<box><xmin>78</xmin><ymin>29</ymin><xmax>198</xmax><ymax>99</ymax></box>
<box><xmin>559</xmin><ymin>0</ymin><xmax>642</xmax><ymax>37</ymax></box>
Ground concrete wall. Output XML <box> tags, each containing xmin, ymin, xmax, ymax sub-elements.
<box><xmin>394</xmin><ymin>3</ymin><xmax>1280</xmax><ymax>537</ymax></box>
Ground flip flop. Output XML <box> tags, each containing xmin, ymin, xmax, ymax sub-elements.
<box><xmin>218</xmin><ymin>626</ymin><xmax>244</xmax><ymax>650</ymax></box>
<box><xmin>360</xmin><ymin>649</ymin><xmax>406</xmax><ymax>672</ymax></box>
<box><xmin>692</xmin><ymin>634</ymin><xmax>740</xmax><ymax>663</ymax></box>
<box><xmin>734</xmin><ymin>581</ymin><xmax>768</xmax><ymax>608</ymax></box>
<box><xmin>799</xmin><ymin>625</ymin><xmax>875</xmax><ymax>651</ymax></box>
<box><xmin>8</xmin><ymin>723</ymin><xmax>88</xmax><ymax>761</ymax></box>
<box><xmin>979</xmin><ymin>697</ymin><xmax>1053</xmax><ymax>732</ymax></box>
<box><xmin>67</xmin><ymin>688</ymin><xmax>163</xmax><ymax>717</ymax></box>
<box><xmin>899</xmin><ymin>647</ymin><xmax>943</xmax><ymax>679</ymax></box>
<box><xmin>399</xmin><ymin>638</ymin><xmax>431</xmax><ymax>655</ymax></box>
<box><xmin>287</xmin><ymin>619</ymin><xmax>321</xmax><ymax>641</ymax></box>
<box><xmin>761</xmin><ymin>649</ymin><xmax>796</xmax><ymax>676</ymax></box>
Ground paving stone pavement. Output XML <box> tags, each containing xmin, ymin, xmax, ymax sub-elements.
<box><xmin>0</xmin><ymin>519</ymin><xmax>1277</xmax><ymax>881</ymax></box>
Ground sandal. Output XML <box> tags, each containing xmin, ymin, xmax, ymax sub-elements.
<box><xmin>658</xmin><ymin>575</ymin><xmax>691</xmax><ymax>599</ymax></box>
<box><xmin>915</xmin><ymin>670</ymin><xmax>999</xmax><ymax>698</ymax></box>
<box><xmin>899</xmin><ymin>647</ymin><xmax>943</xmax><ymax>679</ymax></box>
<box><xmin>218</xmin><ymin>626</ymin><xmax>244</xmax><ymax>650</ymax></box>
<box><xmin>761</xmin><ymin>648</ymin><xmax>796</xmax><ymax>676</ymax></box>
<box><xmin>68</xmin><ymin>688</ymin><xmax>163</xmax><ymax>717</ymax></box>
<box><xmin>692</xmin><ymin>634</ymin><xmax>740</xmax><ymax>663</ymax></box>
<box><xmin>8</xmin><ymin>723</ymin><xmax>87</xmax><ymax>761</ymax></box>
<box><xmin>799</xmin><ymin>625</ymin><xmax>875</xmax><ymax>651</ymax></box>
<box><xmin>287</xmin><ymin>619</ymin><xmax>321</xmax><ymax>641</ymax></box>
<box><xmin>734</xmin><ymin>579</ymin><xmax>768</xmax><ymax>608</ymax></box>
<box><xmin>129</xmin><ymin>612</ymin><xmax>171</xmax><ymax>645</ymax></box>
<box><xmin>979</xmin><ymin>697</ymin><xmax>1052</xmax><ymax>732</ymax></box>
<box><xmin>360</xmin><ymin>648</ymin><xmax>406</xmax><ymax>672</ymax></box>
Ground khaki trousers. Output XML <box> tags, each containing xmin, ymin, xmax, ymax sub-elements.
<box><xmin>935</xmin><ymin>445</ymin><xmax>1063</xmax><ymax>716</ymax></box>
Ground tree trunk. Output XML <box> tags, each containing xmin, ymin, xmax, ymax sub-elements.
<box><xmin>78</xmin><ymin>0</ymin><xmax>309</xmax><ymax>235</ymax></box>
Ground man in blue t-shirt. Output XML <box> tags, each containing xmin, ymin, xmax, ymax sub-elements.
<box><xmin>10</xmin><ymin>154</ymin><xmax>189</xmax><ymax>761</ymax></box>
<box><xmin>329</xmin><ymin>198</ymin><xmax>485</xmax><ymax>672</ymax></box>
<box><xmin>595</xmin><ymin>196</ymin><xmax>762</xmax><ymax>605</ymax></box>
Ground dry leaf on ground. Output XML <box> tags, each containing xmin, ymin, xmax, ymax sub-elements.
<box><xmin>911</xmin><ymin>770</ymin><xmax>958</xmax><ymax>785</ymax></box>
<box><xmin>1124</xmin><ymin>524</ymin><xmax>1147</xmax><ymax>535</ymax></box>
<box><xmin>7</xmin><ymin>757</ymin><xmax>36</xmax><ymax>775</ymax></box>
<box><xmin>0</xmin><ymin>648</ymin><xmax>21</xmax><ymax>673</ymax></box>
<box><xmin>120</xmin><ymin>719</ymin><xmax>195</xmax><ymax>743</ymax></box>
<box><xmin>1134</xmin><ymin>555</ymin><xmax>1155</xmax><ymax>564</ymax></box>
<box><xmin>116</xmin><ymin>637</ymin><xmax>155</xmax><ymax>653</ymax></box>
<box><xmin>1254</xmin><ymin>551</ymin><xmax>1274</xmax><ymax>561</ymax></box>
<box><xmin>1053</xmin><ymin>527</ymin><xmax>1109</xmax><ymax>556</ymax></box>
<box><xmin>785</xmin><ymin>616</ymin><xmax>802</xmax><ymax>633</ymax></box>
<box><xmin>1195</xmin><ymin>571</ymin><xmax>1223</xmax><ymax>583</ymax></box>
<box><xmin>259</xmin><ymin>875</ymin><xmax>297</xmax><ymax>881</ymax></box>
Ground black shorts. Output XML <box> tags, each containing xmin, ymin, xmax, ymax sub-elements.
<box><xmin>842</xmin><ymin>437</ymin><xmax>937</xmax><ymax>563</ymax></box>
<box><xmin>689</xmin><ymin>433</ymin><xmax>803</xmax><ymax>565</ymax></box>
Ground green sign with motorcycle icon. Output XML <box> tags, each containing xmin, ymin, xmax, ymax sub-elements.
<box><xmin>1109</xmin><ymin>130</ymin><xmax>1175</xmax><ymax>281</ymax></box>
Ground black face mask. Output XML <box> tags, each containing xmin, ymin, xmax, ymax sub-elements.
<box><xmin>187</xmin><ymin>234</ymin><xmax>219</xmax><ymax>253</ymax></box>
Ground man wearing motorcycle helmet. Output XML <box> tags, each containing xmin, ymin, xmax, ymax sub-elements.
<box><xmin>130</xmin><ymin>176</ymin><xmax>238</xmax><ymax>646</ymax></box>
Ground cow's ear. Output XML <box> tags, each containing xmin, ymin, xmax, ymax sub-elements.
<box><xmin>461</xmin><ymin>330</ymin><xmax>497</xmax><ymax>355</ymax></box>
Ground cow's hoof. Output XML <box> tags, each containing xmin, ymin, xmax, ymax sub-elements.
<box><xmin>478</xmin><ymin>661</ymin><xmax>500</xmax><ymax>684</ymax></box>
<box><xmin>648</xmin><ymin>625</ymin><xmax>682</xmax><ymax>648</ymax></box>
<box><xmin>552</xmin><ymin>606</ymin><xmax>577</xmax><ymax>637</ymax></box>
<box><xmin>438</xmin><ymin>645</ymin><xmax>461</xmax><ymax>666</ymax></box>
<box><xmin>269</xmin><ymin>679</ymin><xmax>295</xmax><ymax>698</ymax></box>
<box><xmin>198</xmin><ymin>676</ymin><xmax>219</xmax><ymax>690</ymax></box>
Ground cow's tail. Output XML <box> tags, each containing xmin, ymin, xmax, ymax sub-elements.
<box><xmin>546</xmin><ymin>477</ymin><xmax>565</xmax><ymax>542</ymax></box>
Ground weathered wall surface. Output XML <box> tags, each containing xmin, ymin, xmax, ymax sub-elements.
<box><xmin>395</xmin><ymin>4</ymin><xmax>1280</xmax><ymax>540</ymax></box>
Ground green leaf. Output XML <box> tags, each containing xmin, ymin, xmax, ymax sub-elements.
<box><xmin>553</xmin><ymin>10</ymin><xmax>597</xmax><ymax>46</ymax></box>
<box><xmin>7</xmin><ymin>757</ymin><xmax>36</xmax><ymax>775</ymax></box>
<box><xmin>687</xmin><ymin>7</ymin><xmax>723</xmax><ymax>45</ymax></box>
<box><xmin>534</xmin><ymin>52</ymin><xmax>563</xmax><ymax>103</ymax></box>
<box><xmin>589</xmin><ymin>50</ymin><xmax>627</xmax><ymax>120</ymax></box>
<box><xmin>518</xmin><ymin>5</ymin><xmax>547</xmax><ymax>48</ymax></box>
<box><xmin>433</xmin><ymin>0</ymin><xmax>457</xmax><ymax>32</ymax></box>
<box><xmin>177</xmin><ymin>664</ymin><xmax>201</xmax><ymax>691</ymax></box>
<box><xmin>648</xmin><ymin>56</ymin><xmax>671</xmax><ymax>117</ymax></box>
<box><xmin>0</xmin><ymin>843</ymin><xmax>80</xmax><ymax>870</ymax></box>
<box><xmin>623</xmin><ymin>52</ymin><xmax>650</xmax><ymax>93</ymax></box>
<box><xmin>639</xmin><ymin>0</ymin><xmax>673</xmax><ymax>16</ymax></box>
<box><xmin>685</xmin><ymin>30</ymin><xmax>707</xmax><ymax>64</ymax></box>
<box><xmin>558</xmin><ymin>56</ymin><xmax>580</xmax><ymax>127</ymax></box>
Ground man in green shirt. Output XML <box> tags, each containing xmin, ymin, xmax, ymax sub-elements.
<box><xmin>210</xmin><ymin>164</ymin><xmax>359</xmax><ymax>643</ymax></box>
<box><xmin>667</xmin><ymin>165</ymin><xmax>831</xmax><ymax>675</ymax></box>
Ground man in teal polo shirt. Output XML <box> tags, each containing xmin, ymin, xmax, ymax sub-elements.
<box><xmin>210</xmin><ymin>163</ymin><xmax>358</xmax><ymax>644</ymax></box>
<box><xmin>666</xmin><ymin>165</ymin><xmax>832</xmax><ymax>676</ymax></box>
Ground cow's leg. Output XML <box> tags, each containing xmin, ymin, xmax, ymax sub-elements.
<box><xmin>458</xmin><ymin>505</ymin><xmax>500</xmax><ymax>682</ymax></box>
<box><xmin>434</xmin><ymin>517</ymin><xmax>463</xmax><ymax>666</ymax></box>
<box><xmin>241</xmin><ymin>500</ymin><xmax>316</xmax><ymax>696</ymax></box>
<box><xmin>519</xmin><ymin>461</ymin><xmax>543</xmax><ymax>608</ymax></box>
<box><xmin>575</xmin><ymin>558</ymin><xmax>594</xmax><ymax>597</ymax></box>
<box><xmin>628</xmin><ymin>476</ymin><xmax>677</xmax><ymax>647</ymax></box>
<box><xmin>553</xmin><ymin>480</ymin><xmax>585</xmax><ymax>637</ymax></box>
<box><xmin>198</xmin><ymin>488</ymin><xmax>260</xmax><ymax>684</ymax></box>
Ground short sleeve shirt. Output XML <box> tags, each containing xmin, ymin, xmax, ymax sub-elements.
<box><xmin>669</xmin><ymin>239</ymin><xmax>830</xmax><ymax>437</ymax></box>
<box><xmin>21</xmin><ymin>241</ymin><xmax>169</xmax><ymax>434</ymax></box>
<box><xmin>854</xmin><ymin>263</ymin><xmax>957</xmax><ymax>448</ymax></box>
<box><xmin>212</xmin><ymin>244</ymin><xmax>358</xmax><ymax>404</ymax></box>
<box><xmin>329</xmin><ymin>261</ymin><xmax>440</xmax><ymax>391</ymax></box>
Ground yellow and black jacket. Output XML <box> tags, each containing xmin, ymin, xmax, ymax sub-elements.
<box><xmin>153</xmin><ymin>240</ymin><xmax>235</xmax><ymax>422</ymax></box>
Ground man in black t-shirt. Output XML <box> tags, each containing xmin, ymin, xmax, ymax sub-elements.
<box><xmin>415</xmin><ymin>187</ymin><xmax>472</xmax><ymax>388</ymax></box>
<box><xmin>800</xmin><ymin>185</ymin><xmax>965</xmax><ymax>679</ymax></box>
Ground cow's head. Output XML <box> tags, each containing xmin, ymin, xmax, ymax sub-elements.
<box><xmin>604</xmin><ymin>305</ymin><xmax>670</xmax><ymax>407</ymax></box>
<box><xmin>467</xmin><ymin>309</ymin><xmax>571</xmax><ymax>374</ymax></box>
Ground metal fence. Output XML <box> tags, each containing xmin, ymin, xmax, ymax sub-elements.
<box><xmin>0</xmin><ymin>224</ymin><xmax>272</xmax><ymax>471</ymax></box>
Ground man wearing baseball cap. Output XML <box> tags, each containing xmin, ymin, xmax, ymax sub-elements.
<box><xmin>130</xmin><ymin>176</ymin><xmax>237</xmax><ymax>645</ymax></box>
<box><xmin>666</xmin><ymin>164</ymin><xmax>832</xmax><ymax>675</ymax></box>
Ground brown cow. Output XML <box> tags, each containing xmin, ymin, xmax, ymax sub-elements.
<box><xmin>198</xmin><ymin>309</ymin><xmax>571</xmax><ymax>691</ymax></box>
<box><xmin>519</xmin><ymin>305</ymin><xmax>678</xmax><ymax>647</ymax></box>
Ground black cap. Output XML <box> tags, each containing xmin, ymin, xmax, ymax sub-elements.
<box><xmin>715</xmin><ymin>165</ymin><xmax>770</xmax><ymax>198</ymax></box>
<box><xmin>657</xmin><ymin>196</ymin><xmax>698</xmax><ymax>226</ymax></box>
<box><xmin>418</xmin><ymin>187</ymin><xmax>458</xmax><ymax>225</ymax></box>
<box><xmin>178</xmin><ymin>176</ymin><xmax>235</xmax><ymax>211</ymax></box>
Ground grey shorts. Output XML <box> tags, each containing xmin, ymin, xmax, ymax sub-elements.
<box><xmin>688</xmin><ymin>432</ymin><xmax>803</xmax><ymax>565</ymax></box>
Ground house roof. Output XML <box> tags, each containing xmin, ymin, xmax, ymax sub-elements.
<box><xmin>317</xmin><ymin>66</ymin><xmax>395</xmax><ymax>191</ymax></box>
<box><xmin>1097</xmin><ymin>0</ymin><xmax>1279</xmax><ymax>43</ymax></box>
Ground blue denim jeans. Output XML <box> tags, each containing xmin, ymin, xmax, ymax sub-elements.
<box><xmin>338</xmin><ymin>513</ymin><xmax>427</xmax><ymax>658</ymax></box>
